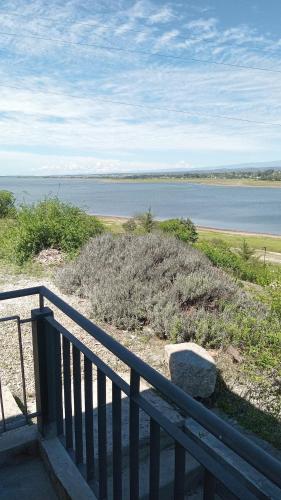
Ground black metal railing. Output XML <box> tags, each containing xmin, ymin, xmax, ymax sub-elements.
<box><xmin>0</xmin><ymin>286</ymin><xmax>281</xmax><ymax>499</ymax></box>
<box><xmin>0</xmin><ymin>313</ymin><xmax>40</xmax><ymax>431</ymax></box>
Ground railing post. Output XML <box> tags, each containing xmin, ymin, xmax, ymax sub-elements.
<box><xmin>32</xmin><ymin>307</ymin><xmax>62</xmax><ymax>437</ymax></box>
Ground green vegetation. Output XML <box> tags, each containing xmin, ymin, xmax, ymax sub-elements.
<box><xmin>122</xmin><ymin>209</ymin><xmax>157</xmax><ymax>234</ymax></box>
<box><xmin>0</xmin><ymin>190</ymin><xmax>16</xmax><ymax>218</ymax></box>
<box><xmin>135</xmin><ymin>208</ymin><xmax>155</xmax><ymax>233</ymax></box>
<box><xmin>198</xmin><ymin>228</ymin><xmax>281</xmax><ymax>253</ymax></box>
<box><xmin>121</xmin><ymin>213</ymin><xmax>199</xmax><ymax>242</ymax></box>
<box><xmin>123</xmin><ymin>218</ymin><xmax>137</xmax><ymax>233</ymax></box>
<box><xmin>237</xmin><ymin>239</ymin><xmax>255</xmax><ymax>261</ymax></box>
<box><xmin>159</xmin><ymin>218</ymin><xmax>198</xmax><ymax>243</ymax></box>
<box><xmin>0</xmin><ymin>198</ymin><xmax>104</xmax><ymax>265</ymax></box>
<box><xmin>196</xmin><ymin>239</ymin><xmax>281</xmax><ymax>286</ymax></box>
<box><xmin>98</xmin><ymin>216</ymin><xmax>281</xmax><ymax>253</ymax></box>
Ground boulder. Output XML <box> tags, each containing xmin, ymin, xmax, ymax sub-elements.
<box><xmin>164</xmin><ymin>342</ymin><xmax>217</xmax><ymax>398</ymax></box>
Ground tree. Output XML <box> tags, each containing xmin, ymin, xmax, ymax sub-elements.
<box><xmin>136</xmin><ymin>208</ymin><xmax>155</xmax><ymax>233</ymax></box>
<box><xmin>159</xmin><ymin>217</ymin><xmax>198</xmax><ymax>243</ymax></box>
<box><xmin>238</xmin><ymin>239</ymin><xmax>255</xmax><ymax>261</ymax></box>
<box><xmin>0</xmin><ymin>190</ymin><xmax>16</xmax><ymax>218</ymax></box>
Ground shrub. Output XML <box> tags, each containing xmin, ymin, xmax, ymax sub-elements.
<box><xmin>0</xmin><ymin>190</ymin><xmax>16</xmax><ymax>218</ymax></box>
<box><xmin>123</xmin><ymin>218</ymin><xmax>137</xmax><ymax>233</ymax></box>
<box><xmin>237</xmin><ymin>239</ymin><xmax>255</xmax><ymax>261</ymax></box>
<box><xmin>159</xmin><ymin>217</ymin><xmax>198</xmax><ymax>243</ymax></box>
<box><xmin>196</xmin><ymin>239</ymin><xmax>274</xmax><ymax>285</ymax></box>
<box><xmin>8</xmin><ymin>198</ymin><xmax>104</xmax><ymax>264</ymax></box>
<box><xmin>57</xmin><ymin>233</ymin><xmax>263</xmax><ymax>343</ymax></box>
<box><xmin>135</xmin><ymin>208</ymin><xmax>155</xmax><ymax>233</ymax></box>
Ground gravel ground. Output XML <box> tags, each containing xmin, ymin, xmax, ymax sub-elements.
<box><xmin>0</xmin><ymin>269</ymin><xmax>167</xmax><ymax>411</ymax></box>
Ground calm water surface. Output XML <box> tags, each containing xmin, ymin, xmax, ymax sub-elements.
<box><xmin>0</xmin><ymin>177</ymin><xmax>280</xmax><ymax>234</ymax></box>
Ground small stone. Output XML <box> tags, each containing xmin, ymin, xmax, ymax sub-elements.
<box><xmin>35</xmin><ymin>248</ymin><xmax>64</xmax><ymax>265</ymax></box>
<box><xmin>164</xmin><ymin>342</ymin><xmax>217</xmax><ymax>398</ymax></box>
<box><xmin>226</xmin><ymin>345</ymin><xmax>243</xmax><ymax>364</ymax></box>
<box><xmin>143</xmin><ymin>326</ymin><xmax>153</xmax><ymax>336</ymax></box>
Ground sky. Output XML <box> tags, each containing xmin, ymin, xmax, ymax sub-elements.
<box><xmin>0</xmin><ymin>0</ymin><xmax>281</xmax><ymax>175</ymax></box>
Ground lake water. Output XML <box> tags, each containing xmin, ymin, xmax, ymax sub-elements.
<box><xmin>0</xmin><ymin>177</ymin><xmax>280</xmax><ymax>234</ymax></box>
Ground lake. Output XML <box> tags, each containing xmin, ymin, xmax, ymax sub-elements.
<box><xmin>0</xmin><ymin>177</ymin><xmax>280</xmax><ymax>235</ymax></box>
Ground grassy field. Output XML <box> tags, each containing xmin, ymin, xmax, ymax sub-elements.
<box><xmin>102</xmin><ymin>177</ymin><xmax>281</xmax><ymax>188</ymax></box>
<box><xmin>98</xmin><ymin>215</ymin><xmax>281</xmax><ymax>253</ymax></box>
<box><xmin>198</xmin><ymin>227</ymin><xmax>281</xmax><ymax>253</ymax></box>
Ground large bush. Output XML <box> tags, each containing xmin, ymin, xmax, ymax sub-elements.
<box><xmin>57</xmin><ymin>233</ymin><xmax>273</xmax><ymax>347</ymax></box>
<box><xmin>159</xmin><ymin>218</ymin><xmax>198</xmax><ymax>243</ymax></box>
<box><xmin>0</xmin><ymin>190</ymin><xmax>16</xmax><ymax>218</ymax></box>
<box><xmin>7</xmin><ymin>198</ymin><xmax>104</xmax><ymax>264</ymax></box>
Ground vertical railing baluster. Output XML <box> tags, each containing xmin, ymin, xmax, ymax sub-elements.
<box><xmin>17</xmin><ymin>318</ymin><xmax>28</xmax><ymax>423</ymax></box>
<box><xmin>174</xmin><ymin>442</ymin><xmax>186</xmax><ymax>500</ymax></box>
<box><xmin>149</xmin><ymin>418</ymin><xmax>160</xmax><ymax>500</ymax></box>
<box><xmin>0</xmin><ymin>375</ymin><xmax>6</xmax><ymax>432</ymax></box>
<box><xmin>39</xmin><ymin>293</ymin><xmax>44</xmax><ymax>310</ymax></box>
<box><xmin>54</xmin><ymin>332</ymin><xmax>63</xmax><ymax>436</ymax></box>
<box><xmin>129</xmin><ymin>368</ymin><xmax>140</xmax><ymax>500</ymax></box>
<box><xmin>32</xmin><ymin>307</ymin><xmax>53</xmax><ymax>435</ymax></box>
<box><xmin>97</xmin><ymin>369</ymin><xmax>107</xmax><ymax>500</ymax></box>
<box><xmin>32</xmin><ymin>310</ymin><xmax>63</xmax><ymax>436</ymax></box>
<box><xmin>84</xmin><ymin>355</ymin><xmax>94</xmax><ymax>482</ymax></box>
<box><xmin>63</xmin><ymin>337</ymin><xmax>73</xmax><ymax>449</ymax></box>
<box><xmin>112</xmin><ymin>383</ymin><xmax>122</xmax><ymax>500</ymax></box>
<box><xmin>73</xmin><ymin>345</ymin><xmax>83</xmax><ymax>464</ymax></box>
<box><xmin>203</xmin><ymin>470</ymin><xmax>216</xmax><ymax>500</ymax></box>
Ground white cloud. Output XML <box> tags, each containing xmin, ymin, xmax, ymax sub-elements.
<box><xmin>148</xmin><ymin>6</ymin><xmax>175</xmax><ymax>24</ymax></box>
<box><xmin>186</xmin><ymin>17</ymin><xmax>218</xmax><ymax>32</ymax></box>
<box><xmin>153</xmin><ymin>30</ymin><xmax>179</xmax><ymax>49</ymax></box>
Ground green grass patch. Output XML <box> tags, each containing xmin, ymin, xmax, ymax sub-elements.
<box><xmin>198</xmin><ymin>229</ymin><xmax>281</xmax><ymax>253</ymax></box>
<box><xmin>98</xmin><ymin>217</ymin><xmax>124</xmax><ymax>234</ymax></box>
<box><xmin>196</xmin><ymin>239</ymin><xmax>281</xmax><ymax>286</ymax></box>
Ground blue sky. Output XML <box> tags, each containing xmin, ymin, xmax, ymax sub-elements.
<box><xmin>0</xmin><ymin>0</ymin><xmax>281</xmax><ymax>175</ymax></box>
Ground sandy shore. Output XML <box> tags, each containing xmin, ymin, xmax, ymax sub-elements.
<box><xmin>100</xmin><ymin>177</ymin><xmax>281</xmax><ymax>188</ymax></box>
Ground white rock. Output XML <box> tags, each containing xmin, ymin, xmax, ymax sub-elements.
<box><xmin>164</xmin><ymin>342</ymin><xmax>217</xmax><ymax>398</ymax></box>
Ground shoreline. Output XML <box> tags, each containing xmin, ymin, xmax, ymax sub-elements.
<box><xmin>95</xmin><ymin>214</ymin><xmax>281</xmax><ymax>239</ymax></box>
<box><xmin>100</xmin><ymin>177</ymin><xmax>281</xmax><ymax>189</ymax></box>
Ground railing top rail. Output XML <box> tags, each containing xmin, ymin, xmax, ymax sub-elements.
<box><xmin>1</xmin><ymin>285</ymin><xmax>281</xmax><ymax>488</ymax></box>
<box><xmin>0</xmin><ymin>287</ymin><xmax>41</xmax><ymax>301</ymax></box>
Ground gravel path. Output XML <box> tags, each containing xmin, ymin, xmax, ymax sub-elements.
<box><xmin>0</xmin><ymin>270</ymin><xmax>166</xmax><ymax>411</ymax></box>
